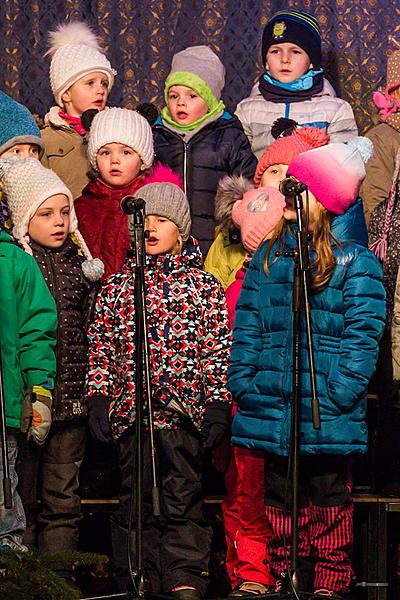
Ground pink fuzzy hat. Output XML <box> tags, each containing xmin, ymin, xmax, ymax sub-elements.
<box><xmin>232</xmin><ymin>186</ymin><xmax>285</xmax><ymax>253</ymax></box>
<box><xmin>287</xmin><ymin>137</ymin><xmax>374</xmax><ymax>215</ymax></box>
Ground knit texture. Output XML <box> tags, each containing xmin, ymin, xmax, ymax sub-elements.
<box><xmin>88</xmin><ymin>107</ymin><xmax>154</xmax><ymax>169</ymax></box>
<box><xmin>232</xmin><ymin>186</ymin><xmax>286</xmax><ymax>253</ymax></box>
<box><xmin>254</xmin><ymin>127</ymin><xmax>330</xmax><ymax>186</ymax></box>
<box><xmin>134</xmin><ymin>182</ymin><xmax>191</xmax><ymax>241</ymax></box>
<box><xmin>0</xmin><ymin>91</ymin><xmax>44</xmax><ymax>157</ymax></box>
<box><xmin>167</xmin><ymin>45</ymin><xmax>226</xmax><ymax>100</ymax></box>
<box><xmin>261</xmin><ymin>9</ymin><xmax>322</xmax><ymax>67</ymax></box>
<box><xmin>46</xmin><ymin>21</ymin><xmax>115</xmax><ymax>107</ymax></box>
<box><xmin>287</xmin><ymin>136</ymin><xmax>373</xmax><ymax>215</ymax></box>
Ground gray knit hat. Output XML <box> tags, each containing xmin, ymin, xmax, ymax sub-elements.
<box><xmin>136</xmin><ymin>182</ymin><xmax>191</xmax><ymax>241</ymax></box>
<box><xmin>88</xmin><ymin>107</ymin><xmax>154</xmax><ymax>169</ymax></box>
<box><xmin>167</xmin><ymin>45</ymin><xmax>225</xmax><ymax>100</ymax></box>
<box><xmin>0</xmin><ymin>157</ymin><xmax>104</xmax><ymax>281</ymax></box>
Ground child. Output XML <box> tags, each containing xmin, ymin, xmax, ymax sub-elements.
<box><xmin>0</xmin><ymin>158</ymin><xmax>102</xmax><ymax>561</ymax></box>
<box><xmin>205</xmin><ymin>124</ymin><xmax>329</xmax><ymax>289</ymax></box>
<box><xmin>41</xmin><ymin>21</ymin><xmax>116</xmax><ymax>198</ymax></box>
<box><xmin>85</xmin><ymin>177</ymin><xmax>232</xmax><ymax>598</ymax></box>
<box><xmin>0</xmin><ymin>220</ymin><xmax>56</xmax><ymax>551</ymax></box>
<box><xmin>74</xmin><ymin>106</ymin><xmax>156</xmax><ymax>279</ymax></box>
<box><xmin>362</xmin><ymin>39</ymin><xmax>400</xmax><ymax>224</ymax></box>
<box><xmin>153</xmin><ymin>45</ymin><xmax>257</xmax><ymax>254</ymax></box>
<box><xmin>235</xmin><ymin>9</ymin><xmax>357</xmax><ymax>159</ymax></box>
<box><xmin>228</xmin><ymin>138</ymin><xmax>386</xmax><ymax>598</ymax></box>
<box><xmin>0</xmin><ymin>91</ymin><xmax>44</xmax><ymax>159</ymax></box>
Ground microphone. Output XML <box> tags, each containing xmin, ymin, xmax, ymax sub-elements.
<box><xmin>120</xmin><ymin>195</ymin><xmax>145</xmax><ymax>214</ymax></box>
<box><xmin>279</xmin><ymin>176</ymin><xmax>308</xmax><ymax>196</ymax></box>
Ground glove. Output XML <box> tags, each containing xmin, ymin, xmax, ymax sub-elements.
<box><xmin>24</xmin><ymin>386</ymin><xmax>52</xmax><ymax>445</ymax></box>
<box><xmin>202</xmin><ymin>401</ymin><xmax>231</xmax><ymax>450</ymax></box>
<box><xmin>88</xmin><ymin>396</ymin><xmax>111</xmax><ymax>444</ymax></box>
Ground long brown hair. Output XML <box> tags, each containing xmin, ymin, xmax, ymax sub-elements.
<box><xmin>263</xmin><ymin>205</ymin><xmax>336</xmax><ymax>293</ymax></box>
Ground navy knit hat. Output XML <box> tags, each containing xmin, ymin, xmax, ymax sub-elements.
<box><xmin>0</xmin><ymin>91</ymin><xmax>44</xmax><ymax>158</ymax></box>
<box><xmin>262</xmin><ymin>9</ymin><xmax>322</xmax><ymax>69</ymax></box>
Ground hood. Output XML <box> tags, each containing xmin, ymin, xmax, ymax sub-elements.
<box><xmin>0</xmin><ymin>229</ymin><xmax>15</xmax><ymax>245</ymax></box>
<box><xmin>123</xmin><ymin>235</ymin><xmax>203</xmax><ymax>274</ymax></box>
<box><xmin>250</xmin><ymin>77</ymin><xmax>337</xmax><ymax>99</ymax></box>
<box><xmin>330</xmin><ymin>198</ymin><xmax>368</xmax><ymax>247</ymax></box>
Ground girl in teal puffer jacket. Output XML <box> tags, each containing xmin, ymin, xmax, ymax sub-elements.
<box><xmin>228</xmin><ymin>138</ymin><xmax>386</xmax><ymax>600</ymax></box>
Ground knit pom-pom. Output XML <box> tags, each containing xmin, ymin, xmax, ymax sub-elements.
<box><xmin>144</xmin><ymin>163</ymin><xmax>184</xmax><ymax>190</ymax></box>
<box><xmin>215</xmin><ymin>175</ymin><xmax>254</xmax><ymax>229</ymax></box>
<box><xmin>271</xmin><ymin>118</ymin><xmax>298</xmax><ymax>140</ymax></box>
<box><xmin>347</xmin><ymin>136</ymin><xmax>374</xmax><ymax>163</ymax></box>
<box><xmin>45</xmin><ymin>22</ymin><xmax>101</xmax><ymax>57</ymax></box>
<box><xmin>82</xmin><ymin>257</ymin><xmax>104</xmax><ymax>281</ymax></box>
<box><xmin>296</xmin><ymin>127</ymin><xmax>330</xmax><ymax>149</ymax></box>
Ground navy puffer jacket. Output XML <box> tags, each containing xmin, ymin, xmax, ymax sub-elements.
<box><xmin>228</xmin><ymin>200</ymin><xmax>386</xmax><ymax>456</ymax></box>
<box><xmin>153</xmin><ymin>112</ymin><xmax>257</xmax><ymax>254</ymax></box>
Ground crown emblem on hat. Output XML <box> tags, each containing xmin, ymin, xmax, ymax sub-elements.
<box><xmin>273</xmin><ymin>21</ymin><xmax>286</xmax><ymax>39</ymax></box>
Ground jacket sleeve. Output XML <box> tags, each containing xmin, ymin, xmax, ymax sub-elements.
<box><xmin>327</xmin><ymin>248</ymin><xmax>386</xmax><ymax>410</ymax></box>
<box><xmin>361</xmin><ymin>129</ymin><xmax>400</xmax><ymax>225</ymax></box>
<box><xmin>392</xmin><ymin>267</ymin><xmax>400</xmax><ymax>380</ymax></box>
<box><xmin>16</xmin><ymin>254</ymin><xmax>57</xmax><ymax>389</ymax></box>
<box><xmin>227</xmin><ymin>251</ymin><xmax>263</xmax><ymax>401</ymax></box>
<box><xmin>228</xmin><ymin>124</ymin><xmax>258</xmax><ymax>180</ymax></box>
<box><xmin>85</xmin><ymin>285</ymin><xmax>117</xmax><ymax>399</ymax></box>
<box><xmin>326</xmin><ymin>99</ymin><xmax>358</xmax><ymax>144</ymax></box>
<box><xmin>234</xmin><ymin>101</ymin><xmax>254</xmax><ymax>147</ymax></box>
<box><xmin>200</xmin><ymin>276</ymin><xmax>232</xmax><ymax>407</ymax></box>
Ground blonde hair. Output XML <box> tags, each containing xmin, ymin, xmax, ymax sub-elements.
<box><xmin>263</xmin><ymin>204</ymin><xmax>336</xmax><ymax>293</ymax></box>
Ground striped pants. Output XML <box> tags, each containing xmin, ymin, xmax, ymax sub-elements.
<box><xmin>264</xmin><ymin>454</ymin><xmax>354</xmax><ymax>594</ymax></box>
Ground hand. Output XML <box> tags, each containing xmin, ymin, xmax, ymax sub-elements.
<box><xmin>202</xmin><ymin>401</ymin><xmax>231</xmax><ymax>450</ymax></box>
<box><xmin>88</xmin><ymin>397</ymin><xmax>111</xmax><ymax>444</ymax></box>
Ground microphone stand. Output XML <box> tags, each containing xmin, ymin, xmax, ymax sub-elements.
<box><xmin>126</xmin><ymin>198</ymin><xmax>162</xmax><ymax>600</ymax></box>
<box><xmin>276</xmin><ymin>188</ymin><xmax>320</xmax><ymax>598</ymax></box>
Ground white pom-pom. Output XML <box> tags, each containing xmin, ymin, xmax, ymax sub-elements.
<box><xmin>347</xmin><ymin>136</ymin><xmax>374</xmax><ymax>163</ymax></box>
<box><xmin>45</xmin><ymin>22</ymin><xmax>101</xmax><ymax>57</ymax></box>
<box><xmin>82</xmin><ymin>257</ymin><xmax>104</xmax><ymax>282</ymax></box>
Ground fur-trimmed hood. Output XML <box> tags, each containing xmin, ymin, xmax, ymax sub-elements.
<box><xmin>214</xmin><ymin>175</ymin><xmax>254</xmax><ymax>230</ymax></box>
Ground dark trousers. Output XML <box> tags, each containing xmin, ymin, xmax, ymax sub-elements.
<box><xmin>264</xmin><ymin>454</ymin><xmax>353</xmax><ymax>594</ymax></box>
<box><xmin>16</xmin><ymin>421</ymin><xmax>86</xmax><ymax>552</ymax></box>
<box><xmin>112</xmin><ymin>422</ymin><xmax>212</xmax><ymax>595</ymax></box>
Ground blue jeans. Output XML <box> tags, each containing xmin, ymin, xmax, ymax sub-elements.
<box><xmin>0</xmin><ymin>428</ymin><xmax>27</xmax><ymax>551</ymax></box>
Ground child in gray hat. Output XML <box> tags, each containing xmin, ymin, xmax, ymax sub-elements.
<box><xmin>153</xmin><ymin>45</ymin><xmax>257</xmax><ymax>255</ymax></box>
<box><xmin>85</xmin><ymin>173</ymin><xmax>232</xmax><ymax>600</ymax></box>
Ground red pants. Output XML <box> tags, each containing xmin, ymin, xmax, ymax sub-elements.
<box><xmin>222</xmin><ymin>447</ymin><xmax>275</xmax><ymax>587</ymax></box>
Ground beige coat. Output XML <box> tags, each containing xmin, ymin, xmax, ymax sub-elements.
<box><xmin>40</xmin><ymin>107</ymin><xmax>91</xmax><ymax>199</ymax></box>
<box><xmin>362</xmin><ymin>123</ymin><xmax>400</xmax><ymax>225</ymax></box>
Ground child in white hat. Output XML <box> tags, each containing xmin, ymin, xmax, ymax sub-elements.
<box><xmin>0</xmin><ymin>157</ymin><xmax>102</xmax><ymax>565</ymax></box>
<box><xmin>41</xmin><ymin>21</ymin><xmax>116</xmax><ymax>199</ymax></box>
<box><xmin>75</xmin><ymin>106</ymin><xmax>174</xmax><ymax>280</ymax></box>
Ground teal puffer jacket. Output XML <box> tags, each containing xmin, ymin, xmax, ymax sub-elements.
<box><xmin>228</xmin><ymin>200</ymin><xmax>386</xmax><ymax>456</ymax></box>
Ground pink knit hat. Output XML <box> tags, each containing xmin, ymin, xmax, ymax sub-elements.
<box><xmin>287</xmin><ymin>137</ymin><xmax>374</xmax><ymax>215</ymax></box>
<box><xmin>254</xmin><ymin>127</ymin><xmax>330</xmax><ymax>186</ymax></box>
<box><xmin>231</xmin><ymin>186</ymin><xmax>285</xmax><ymax>253</ymax></box>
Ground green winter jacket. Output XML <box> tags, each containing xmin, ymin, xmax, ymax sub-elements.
<box><xmin>0</xmin><ymin>231</ymin><xmax>57</xmax><ymax>429</ymax></box>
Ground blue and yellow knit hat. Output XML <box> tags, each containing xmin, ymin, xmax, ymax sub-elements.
<box><xmin>262</xmin><ymin>9</ymin><xmax>322</xmax><ymax>68</ymax></box>
<box><xmin>0</xmin><ymin>91</ymin><xmax>44</xmax><ymax>158</ymax></box>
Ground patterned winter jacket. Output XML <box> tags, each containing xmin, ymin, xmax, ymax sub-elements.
<box><xmin>86</xmin><ymin>238</ymin><xmax>232</xmax><ymax>439</ymax></box>
<box><xmin>235</xmin><ymin>79</ymin><xmax>358</xmax><ymax>159</ymax></box>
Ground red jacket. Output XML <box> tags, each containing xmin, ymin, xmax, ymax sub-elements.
<box><xmin>74</xmin><ymin>175</ymin><xmax>145</xmax><ymax>280</ymax></box>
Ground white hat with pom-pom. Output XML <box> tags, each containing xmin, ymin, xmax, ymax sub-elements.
<box><xmin>0</xmin><ymin>157</ymin><xmax>104</xmax><ymax>281</ymax></box>
<box><xmin>45</xmin><ymin>21</ymin><xmax>116</xmax><ymax>107</ymax></box>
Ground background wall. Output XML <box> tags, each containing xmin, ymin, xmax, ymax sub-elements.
<box><xmin>0</xmin><ymin>0</ymin><xmax>399</xmax><ymax>133</ymax></box>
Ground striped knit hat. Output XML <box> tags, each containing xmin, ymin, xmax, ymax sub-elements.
<box><xmin>262</xmin><ymin>9</ymin><xmax>322</xmax><ymax>68</ymax></box>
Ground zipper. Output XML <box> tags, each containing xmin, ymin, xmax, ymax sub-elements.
<box><xmin>183</xmin><ymin>141</ymin><xmax>188</xmax><ymax>196</ymax></box>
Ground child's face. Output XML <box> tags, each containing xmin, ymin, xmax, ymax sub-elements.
<box><xmin>62</xmin><ymin>72</ymin><xmax>109</xmax><ymax>116</ymax></box>
<box><xmin>260</xmin><ymin>163</ymin><xmax>288</xmax><ymax>189</ymax></box>
<box><xmin>266</xmin><ymin>43</ymin><xmax>312</xmax><ymax>83</ymax></box>
<box><xmin>282</xmin><ymin>186</ymin><xmax>320</xmax><ymax>230</ymax></box>
<box><xmin>97</xmin><ymin>143</ymin><xmax>142</xmax><ymax>187</ymax></box>
<box><xmin>167</xmin><ymin>85</ymin><xmax>209</xmax><ymax>126</ymax></box>
<box><xmin>28</xmin><ymin>194</ymin><xmax>70</xmax><ymax>249</ymax></box>
<box><xmin>145</xmin><ymin>215</ymin><xmax>182</xmax><ymax>255</ymax></box>
<box><xmin>0</xmin><ymin>143</ymin><xmax>40</xmax><ymax>159</ymax></box>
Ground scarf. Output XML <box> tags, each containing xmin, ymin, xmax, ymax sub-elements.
<box><xmin>58</xmin><ymin>110</ymin><xmax>87</xmax><ymax>136</ymax></box>
<box><xmin>259</xmin><ymin>68</ymin><xmax>324</xmax><ymax>103</ymax></box>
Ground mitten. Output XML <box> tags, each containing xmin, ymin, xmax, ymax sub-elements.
<box><xmin>28</xmin><ymin>386</ymin><xmax>52</xmax><ymax>444</ymax></box>
<box><xmin>202</xmin><ymin>401</ymin><xmax>231</xmax><ymax>450</ymax></box>
<box><xmin>88</xmin><ymin>396</ymin><xmax>111</xmax><ymax>444</ymax></box>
